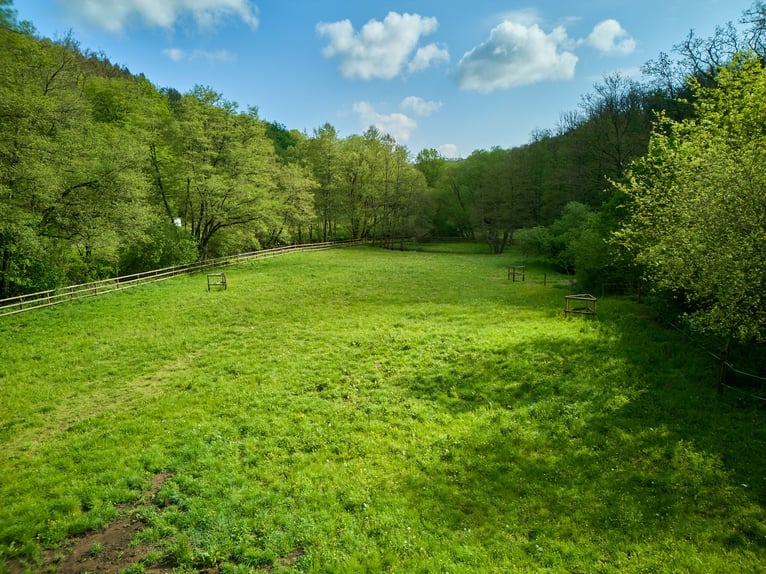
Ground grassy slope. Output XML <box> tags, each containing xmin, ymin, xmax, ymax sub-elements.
<box><xmin>1</xmin><ymin>245</ymin><xmax>765</xmax><ymax>573</ymax></box>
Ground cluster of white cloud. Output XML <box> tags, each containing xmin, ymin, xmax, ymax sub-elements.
<box><xmin>316</xmin><ymin>10</ymin><xmax>636</xmax><ymax>95</ymax></box>
<box><xmin>63</xmin><ymin>3</ymin><xmax>635</xmax><ymax>93</ymax></box>
<box><xmin>65</xmin><ymin>3</ymin><xmax>636</xmax><ymax>151</ymax></box>
<box><xmin>455</xmin><ymin>16</ymin><xmax>636</xmax><ymax>93</ymax></box>
<box><xmin>584</xmin><ymin>19</ymin><xmax>636</xmax><ymax>55</ymax></box>
<box><xmin>352</xmin><ymin>102</ymin><xmax>417</xmax><ymax>144</ymax></box>
<box><xmin>438</xmin><ymin>144</ymin><xmax>458</xmax><ymax>159</ymax></box>
<box><xmin>456</xmin><ymin>21</ymin><xmax>578</xmax><ymax>93</ymax></box>
<box><xmin>161</xmin><ymin>48</ymin><xmax>235</xmax><ymax>63</ymax></box>
<box><xmin>316</xmin><ymin>12</ymin><xmax>449</xmax><ymax>80</ymax></box>
<box><xmin>353</xmin><ymin>96</ymin><xmax>443</xmax><ymax>144</ymax></box>
<box><xmin>317</xmin><ymin>10</ymin><xmax>637</xmax><ymax>140</ymax></box>
<box><xmin>400</xmin><ymin>96</ymin><xmax>443</xmax><ymax>117</ymax></box>
<box><xmin>409</xmin><ymin>43</ymin><xmax>450</xmax><ymax>74</ymax></box>
<box><xmin>64</xmin><ymin>0</ymin><xmax>258</xmax><ymax>33</ymax></box>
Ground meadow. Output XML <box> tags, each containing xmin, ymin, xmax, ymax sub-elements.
<box><xmin>0</xmin><ymin>244</ymin><xmax>764</xmax><ymax>573</ymax></box>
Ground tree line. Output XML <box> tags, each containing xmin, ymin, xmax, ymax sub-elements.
<box><xmin>0</xmin><ymin>4</ymin><xmax>428</xmax><ymax>298</ymax></box>
<box><xmin>415</xmin><ymin>2</ymin><xmax>766</xmax><ymax>346</ymax></box>
<box><xmin>2</xmin><ymin>0</ymin><xmax>765</xmax><ymax>345</ymax></box>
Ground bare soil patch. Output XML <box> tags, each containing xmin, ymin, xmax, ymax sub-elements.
<box><xmin>9</xmin><ymin>473</ymin><xmax>176</xmax><ymax>574</ymax></box>
<box><xmin>7</xmin><ymin>472</ymin><xmax>301</xmax><ymax>573</ymax></box>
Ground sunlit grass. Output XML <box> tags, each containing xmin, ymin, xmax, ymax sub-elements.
<box><xmin>1</xmin><ymin>245</ymin><xmax>765</xmax><ymax>572</ymax></box>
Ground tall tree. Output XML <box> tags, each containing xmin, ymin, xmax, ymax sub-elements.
<box><xmin>551</xmin><ymin>74</ymin><xmax>654</xmax><ymax>212</ymax></box>
<box><xmin>303</xmin><ymin>123</ymin><xmax>341</xmax><ymax>241</ymax></box>
<box><xmin>428</xmin><ymin>159</ymin><xmax>473</xmax><ymax>238</ymax></box>
<box><xmin>163</xmin><ymin>87</ymin><xmax>279</xmax><ymax>258</ymax></box>
<box><xmin>265</xmin><ymin>121</ymin><xmax>301</xmax><ymax>162</ymax></box>
<box><xmin>457</xmin><ymin>148</ymin><xmax>535</xmax><ymax>254</ymax></box>
<box><xmin>0</xmin><ymin>0</ymin><xmax>17</xmax><ymax>29</ymax></box>
<box><xmin>579</xmin><ymin>74</ymin><xmax>653</xmax><ymax>179</ymax></box>
<box><xmin>374</xmin><ymin>141</ymin><xmax>428</xmax><ymax>246</ymax></box>
<box><xmin>414</xmin><ymin>148</ymin><xmax>448</xmax><ymax>192</ymax></box>
<box><xmin>335</xmin><ymin>132</ymin><xmax>373</xmax><ymax>240</ymax></box>
<box><xmin>643</xmin><ymin>2</ymin><xmax>766</xmax><ymax>105</ymax></box>
<box><xmin>261</xmin><ymin>163</ymin><xmax>316</xmax><ymax>246</ymax></box>
<box><xmin>742</xmin><ymin>0</ymin><xmax>766</xmax><ymax>57</ymax></box>
<box><xmin>0</xmin><ymin>27</ymin><xmax>153</xmax><ymax>292</ymax></box>
<box><xmin>617</xmin><ymin>54</ymin><xmax>766</xmax><ymax>344</ymax></box>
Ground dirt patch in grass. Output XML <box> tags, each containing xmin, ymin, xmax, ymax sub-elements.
<box><xmin>9</xmin><ymin>473</ymin><xmax>179</xmax><ymax>574</ymax></box>
<box><xmin>42</xmin><ymin>517</ymin><xmax>158</xmax><ymax>574</ymax></box>
<box><xmin>7</xmin><ymin>471</ymin><xmax>304</xmax><ymax>574</ymax></box>
<box><xmin>6</xmin><ymin>473</ymin><xmax>304</xmax><ymax>574</ymax></box>
<box><xmin>275</xmin><ymin>548</ymin><xmax>304</xmax><ymax>569</ymax></box>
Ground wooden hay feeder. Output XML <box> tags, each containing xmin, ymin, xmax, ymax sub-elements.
<box><xmin>508</xmin><ymin>265</ymin><xmax>525</xmax><ymax>282</ymax></box>
<box><xmin>207</xmin><ymin>272</ymin><xmax>227</xmax><ymax>291</ymax></box>
<box><xmin>564</xmin><ymin>293</ymin><xmax>597</xmax><ymax>316</ymax></box>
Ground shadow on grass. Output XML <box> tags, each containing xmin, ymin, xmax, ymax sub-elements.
<box><xmin>399</xmin><ymin>318</ymin><xmax>766</xmax><ymax>567</ymax></box>
<box><xmin>399</xmin><ymin>241</ymin><xmax>495</xmax><ymax>255</ymax></box>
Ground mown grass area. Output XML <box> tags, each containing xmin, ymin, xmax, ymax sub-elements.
<box><xmin>1</xmin><ymin>245</ymin><xmax>765</xmax><ymax>573</ymax></box>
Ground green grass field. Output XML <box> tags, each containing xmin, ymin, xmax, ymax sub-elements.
<box><xmin>1</xmin><ymin>245</ymin><xmax>765</xmax><ymax>573</ymax></box>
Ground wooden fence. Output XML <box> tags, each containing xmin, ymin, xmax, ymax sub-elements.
<box><xmin>0</xmin><ymin>241</ymin><xmax>359</xmax><ymax>318</ymax></box>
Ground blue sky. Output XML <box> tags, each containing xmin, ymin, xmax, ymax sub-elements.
<box><xmin>13</xmin><ymin>0</ymin><xmax>753</xmax><ymax>158</ymax></box>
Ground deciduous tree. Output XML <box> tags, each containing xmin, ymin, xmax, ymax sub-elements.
<box><xmin>617</xmin><ymin>54</ymin><xmax>766</xmax><ymax>343</ymax></box>
<box><xmin>166</xmin><ymin>87</ymin><xmax>279</xmax><ymax>257</ymax></box>
<box><xmin>303</xmin><ymin>123</ymin><xmax>341</xmax><ymax>241</ymax></box>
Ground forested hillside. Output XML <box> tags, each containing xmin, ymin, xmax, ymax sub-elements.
<box><xmin>1</xmin><ymin>1</ymin><xmax>765</xmax><ymax>345</ymax></box>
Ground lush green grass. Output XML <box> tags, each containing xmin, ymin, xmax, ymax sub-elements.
<box><xmin>1</xmin><ymin>245</ymin><xmax>765</xmax><ymax>573</ymax></box>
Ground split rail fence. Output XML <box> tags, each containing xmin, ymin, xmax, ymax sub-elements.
<box><xmin>0</xmin><ymin>240</ymin><xmax>359</xmax><ymax>318</ymax></box>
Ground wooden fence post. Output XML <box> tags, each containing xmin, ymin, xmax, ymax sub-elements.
<box><xmin>718</xmin><ymin>348</ymin><xmax>729</xmax><ymax>395</ymax></box>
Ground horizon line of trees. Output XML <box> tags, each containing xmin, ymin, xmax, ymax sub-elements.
<box><xmin>2</xmin><ymin>0</ymin><xmax>765</xmax><ymax>345</ymax></box>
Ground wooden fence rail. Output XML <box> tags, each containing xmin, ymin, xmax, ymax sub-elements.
<box><xmin>0</xmin><ymin>240</ymin><xmax>359</xmax><ymax>318</ymax></box>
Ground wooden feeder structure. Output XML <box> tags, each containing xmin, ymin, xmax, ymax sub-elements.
<box><xmin>564</xmin><ymin>293</ymin><xmax>597</xmax><ymax>316</ymax></box>
<box><xmin>508</xmin><ymin>265</ymin><xmax>525</xmax><ymax>282</ymax></box>
<box><xmin>207</xmin><ymin>272</ymin><xmax>227</xmax><ymax>291</ymax></box>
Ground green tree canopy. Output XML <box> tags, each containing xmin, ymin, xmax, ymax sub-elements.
<box><xmin>161</xmin><ymin>87</ymin><xmax>279</xmax><ymax>257</ymax></box>
<box><xmin>617</xmin><ymin>54</ymin><xmax>766</xmax><ymax>343</ymax></box>
<box><xmin>0</xmin><ymin>25</ymin><xmax>157</xmax><ymax>293</ymax></box>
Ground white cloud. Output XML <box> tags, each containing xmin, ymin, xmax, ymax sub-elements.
<box><xmin>400</xmin><ymin>96</ymin><xmax>443</xmax><ymax>117</ymax></box>
<box><xmin>456</xmin><ymin>20</ymin><xmax>578</xmax><ymax>93</ymax></box>
<box><xmin>63</xmin><ymin>0</ymin><xmax>259</xmax><ymax>33</ymax></box>
<box><xmin>438</xmin><ymin>144</ymin><xmax>458</xmax><ymax>159</ymax></box>
<box><xmin>408</xmin><ymin>43</ymin><xmax>449</xmax><ymax>73</ymax></box>
<box><xmin>353</xmin><ymin>102</ymin><xmax>417</xmax><ymax>143</ymax></box>
<box><xmin>162</xmin><ymin>48</ymin><xmax>235</xmax><ymax>63</ymax></box>
<box><xmin>317</xmin><ymin>12</ymin><xmax>441</xmax><ymax>80</ymax></box>
<box><xmin>162</xmin><ymin>48</ymin><xmax>184</xmax><ymax>62</ymax></box>
<box><xmin>585</xmin><ymin>19</ymin><xmax>636</xmax><ymax>55</ymax></box>
<box><xmin>492</xmin><ymin>9</ymin><xmax>541</xmax><ymax>27</ymax></box>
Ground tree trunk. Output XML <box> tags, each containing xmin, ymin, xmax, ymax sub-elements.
<box><xmin>149</xmin><ymin>143</ymin><xmax>175</xmax><ymax>224</ymax></box>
